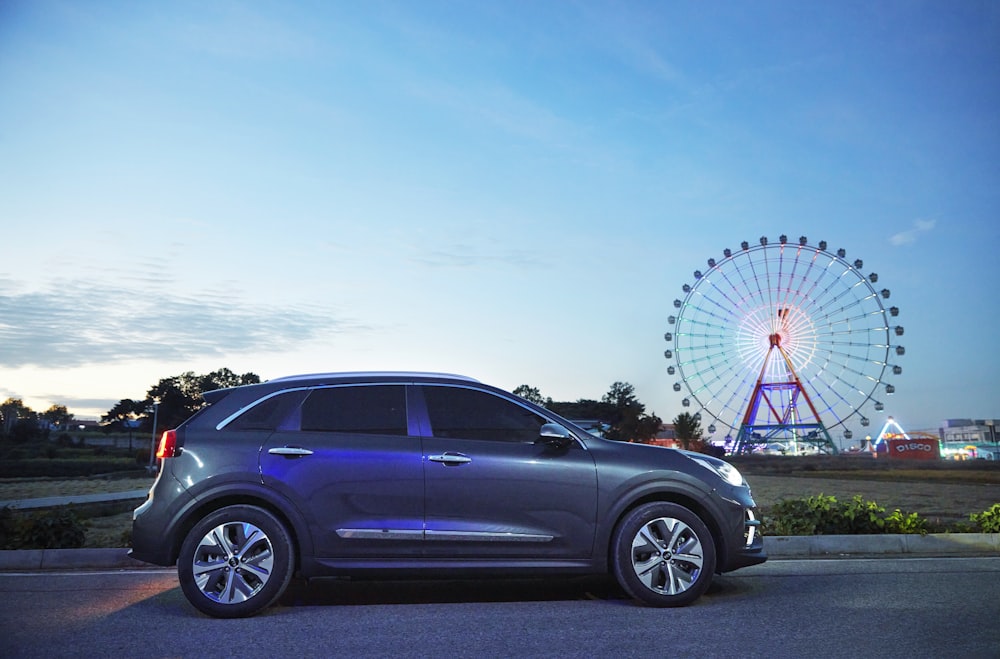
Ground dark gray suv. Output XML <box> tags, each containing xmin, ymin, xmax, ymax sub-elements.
<box><xmin>130</xmin><ymin>372</ymin><xmax>765</xmax><ymax>617</ymax></box>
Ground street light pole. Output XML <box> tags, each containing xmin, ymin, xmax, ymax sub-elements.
<box><xmin>987</xmin><ymin>419</ymin><xmax>997</xmax><ymax>460</ymax></box>
<box><xmin>148</xmin><ymin>401</ymin><xmax>159</xmax><ymax>472</ymax></box>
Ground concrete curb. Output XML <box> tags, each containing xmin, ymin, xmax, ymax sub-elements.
<box><xmin>0</xmin><ymin>534</ymin><xmax>996</xmax><ymax>571</ymax></box>
<box><xmin>0</xmin><ymin>548</ymin><xmax>150</xmax><ymax>570</ymax></box>
<box><xmin>764</xmin><ymin>532</ymin><xmax>1000</xmax><ymax>557</ymax></box>
<box><xmin>0</xmin><ymin>490</ymin><xmax>148</xmax><ymax>510</ymax></box>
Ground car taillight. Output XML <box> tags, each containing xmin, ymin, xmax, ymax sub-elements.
<box><xmin>156</xmin><ymin>429</ymin><xmax>178</xmax><ymax>459</ymax></box>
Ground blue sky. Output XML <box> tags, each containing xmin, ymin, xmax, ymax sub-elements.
<box><xmin>0</xmin><ymin>1</ymin><xmax>997</xmax><ymax>439</ymax></box>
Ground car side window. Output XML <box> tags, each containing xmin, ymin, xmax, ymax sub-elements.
<box><xmin>300</xmin><ymin>385</ymin><xmax>408</xmax><ymax>436</ymax></box>
<box><xmin>422</xmin><ymin>386</ymin><xmax>546</xmax><ymax>443</ymax></box>
<box><xmin>228</xmin><ymin>390</ymin><xmax>309</xmax><ymax>431</ymax></box>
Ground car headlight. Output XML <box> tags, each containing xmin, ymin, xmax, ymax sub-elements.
<box><xmin>688</xmin><ymin>455</ymin><xmax>745</xmax><ymax>487</ymax></box>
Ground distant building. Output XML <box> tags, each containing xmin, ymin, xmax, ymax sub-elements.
<box><xmin>940</xmin><ymin>419</ymin><xmax>1000</xmax><ymax>459</ymax></box>
<box><xmin>568</xmin><ymin>419</ymin><xmax>609</xmax><ymax>437</ymax></box>
<box><xmin>649</xmin><ymin>424</ymin><xmax>680</xmax><ymax>448</ymax></box>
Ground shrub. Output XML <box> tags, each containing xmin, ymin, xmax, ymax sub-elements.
<box><xmin>969</xmin><ymin>503</ymin><xmax>1000</xmax><ymax>533</ymax></box>
<box><xmin>764</xmin><ymin>494</ymin><xmax>930</xmax><ymax>536</ymax></box>
<box><xmin>0</xmin><ymin>507</ymin><xmax>16</xmax><ymax>549</ymax></box>
<box><xmin>839</xmin><ymin>495</ymin><xmax>887</xmax><ymax>534</ymax></box>
<box><xmin>0</xmin><ymin>507</ymin><xmax>86</xmax><ymax>549</ymax></box>
<box><xmin>765</xmin><ymin>494</ymin><xmax>842</xmax><ymax>535</ymax></box>
<box><xmin>884</xmin><ymin>509</ymin><xmax>929</xmax><ymax>535</ymax></box>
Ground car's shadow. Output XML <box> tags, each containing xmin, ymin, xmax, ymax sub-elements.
<box><xmin>278</xmin><ymin>574</ymin><xmax>628</xmax><ymax>607</ymax></box>
<box><xmin>277</xmin><ymin>573</ymin><xmax>749</xmax><ymax>608</ymax></box>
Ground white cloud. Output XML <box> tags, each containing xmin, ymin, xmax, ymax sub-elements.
<box><xmin>890</xmin><ymin>219</ymin><xmax>936</xmax><ymax>246</ymax></box>
<box><xmin>0</xmin><ymin>278</ymin><xmax>359</xmax><ymax>369</ymax></box>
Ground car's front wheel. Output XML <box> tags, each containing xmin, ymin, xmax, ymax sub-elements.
<box><xmin>177</xmin><ymin>505</ymin><xmax>294</xmax><ymax>618</ymax></box>
<box><xmin>611</xmin><ymin>502</ymin><xmax>717</xmax><ymax>607</ymax></box>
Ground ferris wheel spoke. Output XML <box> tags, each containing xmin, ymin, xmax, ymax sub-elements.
<box><xmin>678</xmin><ymin>352</ymin><xmax>759</xmax><ymax>427</ymax></box>
<box><xmin>696</xmin><ymin>274</ymin><xmax>751</xmax><ymax>319</ymax></box>
<box><xmin>812</xmin><ymin>295</ymin><xmax>884</xmax><ymax>325</ymax></box>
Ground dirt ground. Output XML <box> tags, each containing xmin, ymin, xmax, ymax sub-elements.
<box><xmin>2</xmin><ymin>457</ymin><xmax>998</xmax><ymax>548</ymax></box>
<box><xmin>747</xmin><ymin>474</ymin><xmax>999</xmax><ymax>526</ymax></box>
<box><xmin>734</xmin><ymin>456</ymin><xmax>1000</xmax><ymax>527</ymax></box>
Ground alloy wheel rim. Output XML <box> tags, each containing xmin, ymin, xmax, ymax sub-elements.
<box><xmin>629</xmin><ymin>516</ymin><xmax>704</xmax><ymax>595</ymax></box>
<box><xmin>191</xmin><ymin>521</ymin><xmax>275</xmax><ymax>604</ymax></box>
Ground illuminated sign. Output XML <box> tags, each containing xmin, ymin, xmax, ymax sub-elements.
<box><xmin>886</xmin><ymin>438</ymin><xmax>939</xmax><ymax>460</ymax></box>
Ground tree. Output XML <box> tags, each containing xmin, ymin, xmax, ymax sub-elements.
<box><xmin>547</xmin><ymin>398</ymin><xmax>614</xmax><ymax>420</ymax></box>
<box><xmin>543</xmin><ymin>382</ymin><xmax>663</xmax><ymax>442</ymax></box>
<box><xmin>102</xmin><ymin>399</ymin><xmax>145</xmax><ymax>449</ymax></box>
<box><xmin>0</xmin><ymin>398</ymin><xmax>40</xmax><ymax>442</ymax></box>
<box><xmin>673</xmin><ymin>412</ymin><xmax>704</xmax><ymax>451</ymax></box>
<box><xmin>512</xmin><ymin>385</ymin><xmax>551</xmax><ymax>407</ymax></box>
<box><xmin>602</xmin><ymin>381</ymin><xmax>638</xmax><ymax>409</ymax></box>
<box><xmin>600</xmin><ymin>382</ymin><xmax>663</xmax><ymax>443</ymax></box>
<box><xmin>139</xmin><ymin>368</ymin><xmax>261</xmax><ymax>435</ymax></box>
<box><xmin>41</xmin><ymin>405</ymin><xmax>74</xmax><ymax>431</ymax></box>
<box><xmin>102</xmin><ymin>399</ymin><xmax>144</xmax><ymax>427</ymax></box>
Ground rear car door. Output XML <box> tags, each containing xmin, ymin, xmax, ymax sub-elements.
<box><xmin>415</xmin><ymin>384</ymin><xmax>598</xmax><ymax>559</ymax></box>
<box><xmin>260</xmin><ymin>384</ymin><xmax>425</xmax><ymax>559</ymax></box>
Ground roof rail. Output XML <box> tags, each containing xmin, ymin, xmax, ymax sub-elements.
<box><xmin>266</xmin><ymin>372</ymin><xmax>480</xmax><ymax>383</ymax></box>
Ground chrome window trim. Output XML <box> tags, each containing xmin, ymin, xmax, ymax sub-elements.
<box><xmin>417</xmin><ymin>382</ymin><xmax>588</xmax><ymax>449</ymax></box>
<box><xmin>215</xmin><ymin>387</ymin><xmax>311</xmax><ymax>430</ymax></box>
<box><xmin>216</xmin><ymin>382</ymin><xmax>413</xmax><ymax>431</ymax></box>
<box><xmin>215</xmin><ymin>379</ymin><xmax>585</xmax><ymax>451</ymax></box>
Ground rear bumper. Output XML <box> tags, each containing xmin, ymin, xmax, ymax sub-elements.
<box><xmin>128</xmin><ymin>475</ymin><xmax>194</xmax><ymax>567</ymax></box>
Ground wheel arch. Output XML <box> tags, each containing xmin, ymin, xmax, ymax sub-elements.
<box><xmin>166</xmin><ymin>485</ymin><xmax>313</xmax><ymax>570</ymax></box>
<box><xmin>600</xmin><ymin>485</ymin><xmax>730</xmax><ymax>574</ymax></box>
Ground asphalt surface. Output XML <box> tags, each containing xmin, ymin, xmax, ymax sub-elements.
<box><xmin>1</xmin><ymin>490</ymin><xmax>997</xmax><ymax>570</ymax></box>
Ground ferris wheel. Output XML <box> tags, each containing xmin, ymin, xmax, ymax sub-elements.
<box><xmin>665</xmin><ymin>235</ymin><xmax>904</xmax><ymax>455</ymax></box>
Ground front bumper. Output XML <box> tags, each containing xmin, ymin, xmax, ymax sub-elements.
<box><xmin>724</xmin><ymin>506</ymin><xmax>767</xmax><ymax>570</ymax></box>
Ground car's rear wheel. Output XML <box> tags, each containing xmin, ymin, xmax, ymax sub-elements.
<box><xmin>177</xmin><ymin>505</ymin><xmax>294</xmax><ymax>618</ymax></box>
<box><xmin>611</xmin><ymin>502</ymin><xmax>716</xmax><ymax>607</ymax></box>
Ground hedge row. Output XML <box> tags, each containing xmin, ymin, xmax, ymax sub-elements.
<box><xmin>764</xmin><ymin>495</ymin><xmax>1000</xmax><ymax>535</ymax></box>
<box><xmin>0</xmin><ymin>507</ymin><xmax>86</xmax><ymax>550</ymax></box>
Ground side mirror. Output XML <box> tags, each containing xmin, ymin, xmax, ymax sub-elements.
<box><xmin>538</xmin><ymin>423</ymin><xmax>573</xmax><ymax>448</ymax></box>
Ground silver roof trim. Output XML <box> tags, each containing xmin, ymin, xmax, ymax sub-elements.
<box><xmin>266</xmin><ymin>372</ymin><xmax>480</xmax><ymax>383</ymax></box>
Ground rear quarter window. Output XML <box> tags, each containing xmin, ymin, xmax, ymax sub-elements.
<box><xmin>227</xmin><ymin>390</ymin><xmax>309</xmax><ymax>431</ymax></box>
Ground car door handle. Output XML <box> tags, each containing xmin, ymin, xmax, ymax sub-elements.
<box><xmin>427</xmin><ymin>452</ymin><xmax>472</xmax><ymax>465</ymax></box>
<box><xmin>268</xmin><ymin>447</ymin><xmax>314</xmax><ymax>457</ymax></box>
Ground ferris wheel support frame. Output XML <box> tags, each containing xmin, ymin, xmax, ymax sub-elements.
<box><xmin>732</xmin><ymin>337</ymin><xmax>838</xmax><ymax>455</ymax></box>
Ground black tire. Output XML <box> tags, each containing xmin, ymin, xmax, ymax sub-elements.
<box><xmin>177</xmin><ymin>505</ymin><xmax>295</xmax><ymax>618</ymax></box>
<box><xmin>611</xmin><ymin>502</ymin><xmax>717</xmax><ymax>607</ymax></box>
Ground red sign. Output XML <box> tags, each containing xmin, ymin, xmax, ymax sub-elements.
<box><xmin>886</xmin><ymin>438</ymin><xmax>940</xmax><ymax>460</ymax></box>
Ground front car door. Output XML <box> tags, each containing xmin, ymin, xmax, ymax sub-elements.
<box><xmin>415</xmin><ymin>384</ymin><xmax>598</xmax><ymax>559</ymax></box>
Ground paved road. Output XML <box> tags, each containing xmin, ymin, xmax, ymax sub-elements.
<box><xmin>1</xmin><ymin>557</ymin><xmax>998</xmax><ymax>658</ymax></box>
